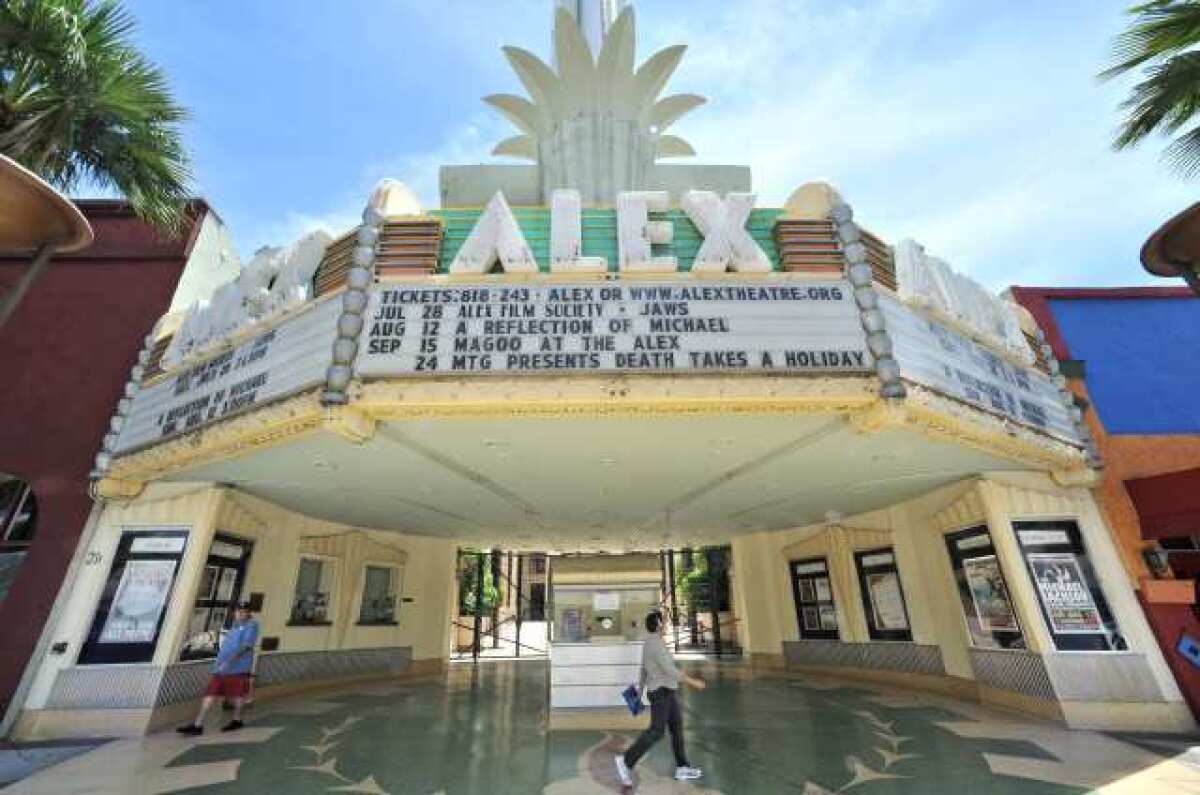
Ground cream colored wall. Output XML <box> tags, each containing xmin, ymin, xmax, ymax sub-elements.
<box><xmin>733</xmin><ymin>473</ymin><xmax>1187</xmax><ymax>708</ymax></box>
<box><xmin>168</xmin><ymin>211</ymin><xmax>241</xmax><ymax>314</ymax></box>
<box><xmin>21</xmin><ymin>483</ymin><xmax>458</xmax><ymax>713</ymax></box>
<box><xmin>978</xmin><ymin>472</ymin><xmax>1184</xmax><ymax>703</ymax></box>
<box><xmin>23</xmin><ymin>483</ymin><xmax>222</xmax><ymax>710</ymax></box>
<box><xmin>204</xmin><ymin>491</ymin><xmax>457</xmax><ymax>662</ymax></box>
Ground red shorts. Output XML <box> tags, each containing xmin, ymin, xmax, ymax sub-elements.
<box><xmin>205</xmin><ymin>674</ymin><xmax>250</xmax><ymax>699</ymax></box>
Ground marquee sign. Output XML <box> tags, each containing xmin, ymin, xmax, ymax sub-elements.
<box><xmin>356</xmin><ymin>279</ymin><xmax>872</xmax><ymax>377</ymax></box>
<box><xmin>879</xmin><ymin>294</ymin><xmax>1080</xmax><ymax>443</ymax></box>
<box><xmin>112</xmin><ymin>298</ymin><xmax>341</xmax><ymax>454</ymax></box>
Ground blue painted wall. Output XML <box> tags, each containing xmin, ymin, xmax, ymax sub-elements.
<box><xmin>1049</xmin><ymin>296</ymin><xmax>1200</xmax><ymax>434</ymax></box>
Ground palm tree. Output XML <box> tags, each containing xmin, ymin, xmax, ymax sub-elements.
<box><xmin>0</xmin><ymin>0</ymin><xmax>191</xmax><ymax>233</ymax></box>
<box><xmin>1102</xmin><ymin>1</ymin><xmax>1200</xmax><ymax>176</ymax></box>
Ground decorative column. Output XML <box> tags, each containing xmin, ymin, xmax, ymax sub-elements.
<box><xmin>828</xmin><ymin>201</ymin><xmax>907</xmax><ymax>400</ymax></box>
<box><xmin>1034</xmin><ymin>331</ymin><xmax>1102</xmax><ymax>468</ymax></box>
<box><xmin>91</xmin><ymin>329</ymin><xmax>157</xmax><ymax>480</ymax></box>
<box><xmin>321</xmin><ymin>203</ymin><xmax>383</xmax><ymax>406</ymax></box>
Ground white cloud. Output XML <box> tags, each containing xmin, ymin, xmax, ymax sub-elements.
<box><xmin>241</xmin><ymin>0</ymin><xmax>1193</xmax><ymax>289</ymax></box>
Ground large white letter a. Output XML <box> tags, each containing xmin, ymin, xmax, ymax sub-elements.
<box><xmin>449</xmin><ymin>192</ymin><xmax>539</xmax><ymax>273</ymax></box>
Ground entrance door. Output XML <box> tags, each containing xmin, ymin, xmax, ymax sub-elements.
<box><xmin>529</xmin><ymin>583</ymin><xmax>546</xmax><ymax>621</ymax></box>
<box><xmin>180</xmin><ymin>534</ymin><xmax>253</xmax><ymax>661</ymax></box>
<box><xmin>453</xmin><ymin>549</ymin><xmax>549</xmax><ymax>659</ymax></box>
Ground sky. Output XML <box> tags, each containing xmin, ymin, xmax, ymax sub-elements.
<box><xmin>120</xmin><ymin>0</ymin><xmax>1196</xmax><ymax>290</ymax></box>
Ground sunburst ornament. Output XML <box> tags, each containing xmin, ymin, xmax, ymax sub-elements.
<box><xmin>485</xmin><ymin>5</ymin><xmax>706</xmax><ymax>206</ymax></box>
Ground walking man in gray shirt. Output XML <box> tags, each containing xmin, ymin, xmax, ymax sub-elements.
<box><xmin>615</xmin><ymin>611</ymin><xmax>706</xmax><ymax>786</ymax></box>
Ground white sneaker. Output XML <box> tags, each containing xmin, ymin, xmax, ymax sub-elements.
<box><xmin>674</xmin><ymin>766</ymin><xmax>703</xmax><ymax>780</ymax></box>
<box><xmin>615</xmin><ymin>754</ymin><xmax>633</xmax><ymax>786</ymax></box>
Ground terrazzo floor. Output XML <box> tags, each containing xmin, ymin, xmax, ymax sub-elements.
<box><xmin>5</xmin><ymin>659</ymin><xmax>1200</xmax><ymax>794</ymax></box>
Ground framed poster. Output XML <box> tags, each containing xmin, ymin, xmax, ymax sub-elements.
<box><xmin>790</xmin><ymin>557</ymin><xmax>839</xmax><ymax>639</ymax></box>
<box><xmin>799</xmin><ymin>579</ymin><xmax>817</xmax><ymax>603</ymax></box>
<box><xmin>79</xmin><ymin>528</ymin><xmax>189</xmax><ymax>664</ymax></box>
<box><xmin>819</xmin><ymin>605</ymin><xmax>838</xmax><ymax>630</ymax></box>
<box><xmin>866</xmin><ymin>572</ymin><xmax>910</xmax><ymax>631</ymax></box>
<box><xmin>199</xmin><ymin>565</ymin><xmax>219</xmax><ymax>600</ymax></box>
<box><xmin>962</xmin><ymin>556</ymin><xmax>1019</xmax><ymax>632</ymax></box>
<box><xmin>944</xmin><ymin>526</ymin><xmax>1024</xmax><ymax>649</ymax></box>
<box><xmin>1027</xmin><ymin>553</ymin><xmax>1103</xmax><ymax>634</ymax></box>
<box><xmin>854</xmin><ymin>548</ymin><xmax>913</xmax><ymax>641</ymax></box>
<box><xmin>98</xmin><ymin>560</ymin><xmax>177</xmax><ymax>643</ymax></box>
<box><xmin>802</xmin><ymin>606</ymin><xmax>820</xmax><ymax>630</ymax></box>
<box><xmin>1015</xmin><ymin>520</ymin><xmax>1122</xmax><ymax>651</ymax></box>
<box><xmin>215</xmin><ymin>567</ymin><xmax>238</xmax><ymax>601</ymax></box>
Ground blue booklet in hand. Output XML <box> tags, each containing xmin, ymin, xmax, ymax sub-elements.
<box><xmin>622</xmin><ymin>685</ymin><xmax>644</xmax><ymax>716</ymax></box>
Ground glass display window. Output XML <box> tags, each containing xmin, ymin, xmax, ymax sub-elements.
<box><xmin>79</xmin><ymin>528</ymin><xmax>189</xmax><ymax>664</ymax></box>
<box><xmin>1014</xmin><ymin>519</ymin><xmax>1124</xmax><ymax>651</ymax></box>
<box><xmin>290</xmin><ymin>556</ymin><xmax>336</xmax><ymax>625</ymax></box>
<box><xmin>358</xmin><ymin>564</ymin><xmax>401</xmax><ymax>625</ymax></box>
<box><xmin>853</xmin><ymin>548</ymin><xmax>913</xmax><ymax>642</ymax></box>
<box><xmin>790</xmin><ymin>557</ymin><xmax>839</xmax><ymax>640</ymax></box>
<box><xmin>943</xmin><ymin>525</ymin><xmax>1025</xmax><ymax>649</ymax></box>
<box><xmin>179</xmin><ymin>534</ymin><xmax>252</xmax><ymax>661</ymax></box>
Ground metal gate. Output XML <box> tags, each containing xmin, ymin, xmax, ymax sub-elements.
<box><xmin>451</xmin><ymin>549</ymin><xmax>551</xmax><ymax>660</ymax></box>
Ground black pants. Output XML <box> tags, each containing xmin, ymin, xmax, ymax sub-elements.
<box><xmin>623</xmin><ymin>687</ymin><xmax>689</xmax><ymax>768</ymax></box>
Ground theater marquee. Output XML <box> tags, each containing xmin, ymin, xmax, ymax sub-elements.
<box><xmin>355</xmin><ymin>279</ymin><xmax>873</xmax><ymax>377</ymax></box>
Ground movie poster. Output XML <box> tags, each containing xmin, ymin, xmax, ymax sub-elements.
<box><xmin>962</xmin><ymin>555</ymin><xmax>1019</xmax><ymax>632</ymax></box>
<box><xmin>802</xmin><ymin>606</ymin><xmax>819</xmax><ymax>631</ymax></box>
<box><xmin>866</xmin><ymin>572</ymin><xmax>909</xmax><ymax>631</ymax></box>
<box><xmin>99</xmin><ymin>559</ymin><xmax>178</xmax><ymax>643</ymax></box>
<box><xmin>819</xmin><ymin>605</ymin><xmax>838</xmax><ymax>631</ymax></box>
<box><xmin>1028</xmin><ymin>553</ymin><xmax>1103</xmax><ymax>634</ymax></box>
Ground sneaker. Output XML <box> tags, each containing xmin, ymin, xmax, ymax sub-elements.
<box><xmin>674</xmin><ymin>766</ymin><xmax>703</xmax><ymax>780</ymax></box>
<box><xmin>176</xmin><ymin>724</ymin><xmax>202</xmax><ymax>736</ymax></box>
<box><xmin>220</xmin><ymin>720</ymin><xmax>244</xmax><ymax>732</ymax></box>
<box><xmin>614</xmin><ymin>754</ymin><xmax>633</xmax><ymax>787</ymax></box>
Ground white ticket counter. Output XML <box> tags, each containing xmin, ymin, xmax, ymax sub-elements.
<box><xmin>550</xmin><ymin>640</ymin><xmax>643</xmax><ymax>708</ymax></box>
<box><xmin>548</xmin><ymin>570</ymin><xmax>659</xmax><ymax>721</ymax></box>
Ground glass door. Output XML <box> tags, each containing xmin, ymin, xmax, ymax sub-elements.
<box><xmin>180</xmin><ymin>534</ymin><xmax>253</xmax><ymax>661</ymax></box>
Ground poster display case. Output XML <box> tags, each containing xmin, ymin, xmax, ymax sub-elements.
<box><xmin>854</xmin><ymin>548</ymin><xmax>913</xmax><ymax>642</ymax></box>
<box><xmin>1014</xmin><ymin>520</ymin><xmax>1124</xmax><ymax>651</ymax></box>
<box><xmin>943</xmin><ymin>525</ymin><xmax>1025</xmax><ymax>649</ymax></box>
<box><xmin>789</xmin><ymin>557</ymin><xmax>839</xmax><ymax>640</ymax></box>
<box><xmin>179</xmin><ymin>534</ymin><xmax>253</xmax><ymax>661</ymax></box>
<box><xmin>78</xmin><ymin>528</ymin><xmax>189</xmax><ymax>665</ymax></box>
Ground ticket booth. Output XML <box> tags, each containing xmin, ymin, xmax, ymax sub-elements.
<box><xmin>547</xmin><ymin>555</ymin><xmax>660</xmax><ymax>728</ymax></box>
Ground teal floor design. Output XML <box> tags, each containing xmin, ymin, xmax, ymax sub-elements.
<box><xmin>162</xmin><ymin>661</ymin><xmax>1094</xmax><ymax>794</ymax></box>
<box><xmin>10</xmin><ymin>660</ymin><xmax>1198</xmax><ymax>793</ymax></box>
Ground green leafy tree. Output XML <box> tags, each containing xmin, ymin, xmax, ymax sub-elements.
<box><xmin>458</xmin><ymin>552</ymin><xmax>499</xmax><ymax>617</ymax></box>
<box><xmin>0</xmin><ymin>0</ymin><xmax>192</xmax><ymax>232</ymax></box>
<box><xmin>675</xmin><ymin>551</ymin><xmax>730</xmax><ymax>612</ymax></box>
<box><xmin>1102</xmin><ymin>1</ymin><xmax>1200</xmax><ymax>176</ymax></box>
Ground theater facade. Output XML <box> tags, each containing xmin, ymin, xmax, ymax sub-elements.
<box><xmin>4</xmin><ymin>3</ymin><xmax>1193</xmax><ymax>739</ymax></box>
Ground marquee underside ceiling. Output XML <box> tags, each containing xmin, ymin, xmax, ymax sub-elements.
<box><xmin>170</xmin><ymin>413</ymin><xmax>1027</xmax><ymax>551</ymax></box>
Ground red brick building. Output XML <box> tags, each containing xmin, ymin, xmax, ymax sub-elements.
<box><xmin>0</xmin><ymin>200</ymin><xmax>235</xmax><ymax>724</ymax></box>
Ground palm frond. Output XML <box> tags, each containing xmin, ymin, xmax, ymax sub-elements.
<box><xmin>1113</xmin><ymin>49</ymin><xmax>1200</xmax><ymax>152</ymax></box>
<box><xmin>1102</xmin><ymin>1</ymin><xmax>1200</xmax><ymax>79</ymax></box>
<box><xmin>0</xmin><ymin>0</ymin><xmax>192</xmax><ymax>233</ymax></box>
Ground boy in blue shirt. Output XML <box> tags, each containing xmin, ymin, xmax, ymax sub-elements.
<box><xmin>177</xmin><ymin>602</ymin><xmax>259</xmax><ymax>734</ymax></box>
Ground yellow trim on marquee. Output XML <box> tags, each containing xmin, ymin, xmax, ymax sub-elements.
<box><xmin>99</xmin><ymin>374</ymin><xmax>1091</xmax><ymax>496</ymax></box>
